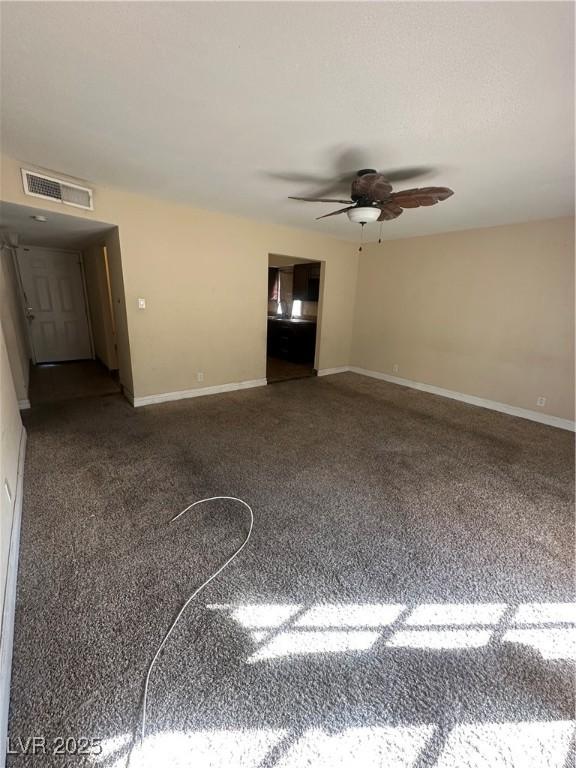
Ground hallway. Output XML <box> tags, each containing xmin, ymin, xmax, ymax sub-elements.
<box><xmin>28</xmin><ymin>360</ymin><xmax>120</xmax><ymax>406</ymax></box>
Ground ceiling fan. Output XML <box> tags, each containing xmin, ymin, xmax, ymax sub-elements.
<box><xmin>289</xmin><ymin>168</ymin><xmax>453</xmax><ymax>225</ymax></box>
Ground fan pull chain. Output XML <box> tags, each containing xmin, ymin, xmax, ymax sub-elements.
<box><xmin>378</xmin><ymin>222</ymin><xmax>383</xmax><ymax>244</ymax></box>
<box><xmin>359</xmin><ymin>222</ymin><xmax>365</xmax><ymax>252</ymax></box>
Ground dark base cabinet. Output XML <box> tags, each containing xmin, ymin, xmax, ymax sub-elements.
<box><xmin>267</xmin><ymin>319</ymin><xmax>316</xmax><ymax>364</ymax></box>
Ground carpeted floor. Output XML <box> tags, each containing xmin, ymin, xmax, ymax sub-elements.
<box><xmin>8</xmin><ymin>373</ymin><xmax>575</xmax><ymax>767</ymax></box>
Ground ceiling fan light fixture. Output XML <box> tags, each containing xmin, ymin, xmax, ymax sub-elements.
<box><xmin>347</xmin><ymin>207</ymin><xmax>380</xmax><ymax>224</ymax></box>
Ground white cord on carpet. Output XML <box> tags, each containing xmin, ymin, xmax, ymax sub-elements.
<box><xmin>140</xmin><ymin>496</ymin><xmax>254</xmax><ymax>742</ymax></box>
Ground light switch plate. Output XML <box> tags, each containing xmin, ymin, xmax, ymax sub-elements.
<box><xmin>138</xmin><ymin>298</ymin><xmax>146</xmax><ymax>309</ymax></box>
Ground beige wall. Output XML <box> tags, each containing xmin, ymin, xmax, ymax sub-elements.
<box><xmin>0</xmin><ymin>245</ymin><xmax>29</xmax><ymax>403</ymax></box>
<box><xmin>352</xmin><ymin>217</ymin><xmax>575</xmax><ymax>421</ymax></box>
<box><xmin>2</xmin><ymin>154</ymin><xmax>572</xmax><ymax>421</ymax></box>
<box><xmin>83</xmin><ymin>243</ymin><xmax>118</xmax><ymax>371</ymax></box>
<box><xmin>0</xmin><ymin>320</ymin><xmax>24</xmax><ymax>620</ymax></box>
<box><xmin>1</xmin><ymin>155</ymin><xmax>359</xmax><ymax>399</ymax></box>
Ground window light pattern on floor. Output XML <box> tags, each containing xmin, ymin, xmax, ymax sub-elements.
<box><xmin>274</xmin><ymin>724</ymin><xmax>434</xmax><ymax>768</ymax></box>
<box><xmin>434</xmin><ymin>720</ymin><xmax>575</xmax><ymax>768</ymax></box>
<box><xmin>106</xmin><ymin>729</ymin><xmax>286</xmax><ymax>768</ymax></box>
<box><xmin>293</xmin><ymin>603</ymin><xmax>405</xmax><ymax>628</ymax></box>
<box><xmin>251</xmin><ymin>629</ymin><xmax>381</xmax><ymax>661</ymax></box>
<box><xmin>404</xmin><ymin>603</ymin><xmax>506</xmax><ymax>626</ymax></box>
<box><xmin>206</xmin><ymin>601</ymin><xmax>576</xmax><ymax>662</ymax></box>
<box><xmin>386</xmin><ymin>628</ymin><xmax>492</xmax><ymax>650</ymax></box>
<box><xmin>92</xmin><ymin>604</ymin><xmax>575</xmax><ymax>768</ymax></box>
<box><xmin>101</xmin><ymin>720</ymin><xmax>575</xmax><ymax>768</ymax></box>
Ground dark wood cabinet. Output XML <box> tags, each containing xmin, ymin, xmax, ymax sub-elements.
<box><xmin>293</xmin><ymin>262</ymin><xmax>320</xmax><ymax>302</ymax></box>
<box><xmin>267</xmin><ymin>319</ymin><xmax>316</xmax><ymax>364</ymax></box>
<box><xmin>268</xmin><ymin>267</ymin><xmax>278</xmax><ymax>300</ymax></box>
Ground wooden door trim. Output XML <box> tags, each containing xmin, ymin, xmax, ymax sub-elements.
<box><xmin>12</xmin><ymin>248</ymin><xmax>38</xmax><ymax>364</ymax></box>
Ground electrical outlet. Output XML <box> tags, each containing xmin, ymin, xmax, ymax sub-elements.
<box><xmin>536</xmin><ymin>396</ymin><xmax>547</xmax><ymax>407</ymax></box>
<box><xmin>392</xmin><ymin>364</ymin><xmax>399</xmax><ymax>374</ymax></box>
<box><xmin>197</xmin><ymin>371</ymin><xmax>204</xmax><ymax>383</ymax></box>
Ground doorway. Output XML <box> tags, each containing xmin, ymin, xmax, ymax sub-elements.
<box><xmin>15</xmin><ymin>244</ymin><xmax>121</xmax><ymax>405</ymax></box>
<box><xmin>1</xmin><ymin>201</ymin><xmax>131</xmax><ymax>408</ymax></box>
<box><xmin>266</xmin><ymin>255</ymin><xmax>322</xmax><ymax>383</ymax></box>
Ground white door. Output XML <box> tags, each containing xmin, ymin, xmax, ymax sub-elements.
<box><xmin>16</xmin><ymin>246</ymin><xmax>93</xmax><ymax>363</ymax></box>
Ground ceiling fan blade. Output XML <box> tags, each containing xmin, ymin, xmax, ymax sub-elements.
<box><xmin>305</xmin><ymin>176</ymin><xmax>356</xmax><ymax>197</ymax></box>
<box><xmin>377</xmin><ymin>204</ymin><xmax>404</xmax><ymax>221</ymax></box>
<box><xmin>391</xmin><ymin>187</ymin><xmax>454</xmax><ymax>209</ymax></box>
<box><xmin>379</xmin><ymin>166</ymin><xmax>435</xmax><ymax>183</ymax></box>
<box><xmin>316</xmin><ymin>206</ymin><xmax>355</xmax><ymax>220</ymax></box>
<box><xmin>268</xmin><ymin>147</ymin><xmax>369</xmax><ymax>189</ymax></box>
<box><xmin>333</xmin><ymin>146</ymin><xmax>371</xmax><ymax>174</ymax></box>
<box><xmin>313</xmin><ymin>147</ymin><xmax>373</xmax><ymax>193</ymax></box>
<box><xmin>267</xmin><ymin>172</ymin><xmax>329</xmax><ymax>184</ymax></box>
<box><xmin>390</xmin><ymin>196</ymin><xmax>421</xmax><ymax>209</ymax></box>
<box><xmin>420</xmin><ymin>187</ymin><xmax>454</xmax><ymax>199</ymax></box>
<box><xmin>289</xmin><ymin>196</ymin><xmax>353</xmax><ymax>203</ymax></box>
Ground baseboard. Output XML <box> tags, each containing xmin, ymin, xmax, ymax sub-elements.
<box><xmin>349</xmin><ymin>367</ymin><xmax>575</xmax><ymax>432</ymax></box>
<box><xmin>121</xmin><ymin>385</ymin><xmax>135</xmax><ymax>406</ymax></box>
<box><xmin>17</xmin><ymin>399</ymin><xmax>30</xmax><ymax>411</ymax></box>
<box><xmin>0</xmin><ymin>427</ymin><xmax>27</xmax><ymax>768</ymax></box>
<box><xmin>317</xmin><ymin>366</ymin><xmax>351</xmax><ymax>377</ymax></box>
<box><xmin>132</xmin><ymin>378</ymin><xmax>268</xmax><ymax>407</ymax></box>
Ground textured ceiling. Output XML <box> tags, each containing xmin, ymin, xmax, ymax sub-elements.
<box><xmin>1</xmin><ymin>2</ymin><xmax>573</xmax><ymax>241</ymax></box>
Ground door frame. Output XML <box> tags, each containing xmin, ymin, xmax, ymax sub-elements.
<box><xmin>313</xmin><ymin>259</ymin><xmax>326</xmax><ymax>370</ymax></box>
<box><xmin>266</xmin><ymin>253</ymin><xmax>326</xmax><ymax>375</ymax></box>
<box><xmin>13</xmin><ymin>245</ymin><xmax>95</xmax><ymax>365</ymax></box>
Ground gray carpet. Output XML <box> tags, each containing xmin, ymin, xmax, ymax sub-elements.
<box><xmin>8</xmin><ymin>373</ymin><xmax>575</xmax><ymax>767</ymax></box>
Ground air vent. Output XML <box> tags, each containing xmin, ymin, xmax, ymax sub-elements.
<box><xmin>21</xmin><ymin>169</ymin><xmax>94</xmax><ymax>210</ymax></box>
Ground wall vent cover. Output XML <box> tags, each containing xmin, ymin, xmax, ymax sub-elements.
<box><xmin>21</xmin><ymin>169</ymin><xmax>94</xmax><ymax>210</ymax></box>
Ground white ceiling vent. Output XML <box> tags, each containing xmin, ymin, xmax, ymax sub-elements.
<box><xmin>21</xmin><ymin>169</ymin><xmax>94</xmax><ymax>210</ymax></box>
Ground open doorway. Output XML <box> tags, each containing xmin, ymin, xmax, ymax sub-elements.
<box><xmin>266</xmin><ymin>254</ymin><xmax>322</xmax><ymax>383</ymax></box>
<box><xmin>16</xmin><ymin>244</ymin><xmax>120</xmax><ymax>405</ymax></box>
<box><xmin>0</xmin><ymin>201</ymin><xmax>132</xmax><ymax>407</ymax></box>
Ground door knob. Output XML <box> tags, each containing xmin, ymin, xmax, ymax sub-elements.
<box><xmin>25</xmin><ymin>307</ymin><xmax>35</xmax><ymax>319</ymax></box>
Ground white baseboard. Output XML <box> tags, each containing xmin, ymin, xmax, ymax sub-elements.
<box><xmin>317</xmin><ymin>366</ymin><xmax>351</xmax><ymax>377</ymax></box>
<box><xmin>0</xmin><ymin>427</ymin><xmax>27</xmax><ymax>768</ymax></box>
<box><xmin>17</xmin><ymin>399</ymin><xmax>30</xmax><ymax>410</ymax></box>
<box><xmin>349</xmin><ymin>367</ymin><xmax>575</xmax><ymax>432</ymax></box>
<box><xmin>132</xmin><ymin>378</ymin><xmax>267</xmax><ymax>407</ymax></box>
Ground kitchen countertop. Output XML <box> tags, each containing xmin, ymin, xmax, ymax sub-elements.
<box><xmin>267</xmin><ymin>316</ymin><xmax>316</xmax><ymax>324</ymax></box>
